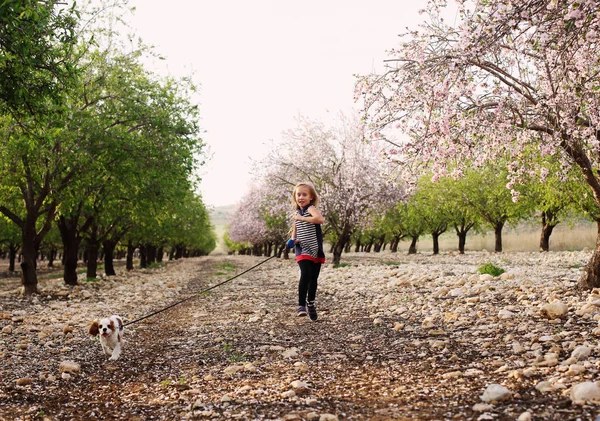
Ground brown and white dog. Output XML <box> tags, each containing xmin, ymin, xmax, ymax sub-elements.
<box><xmin>88</xmin><ymin>315</ymin><xmax>124</xmax><ymax>361</ymax></box>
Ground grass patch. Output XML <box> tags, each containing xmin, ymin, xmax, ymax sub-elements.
<box><xmin>215</xmin><ymin>262</ymin><xmax>236</xmax><ymax>276</ymax></box>
<box><xmin>334</xmin><ymin>263</ymin><xmax>352</xmax><ymax>268</ymax></box>
<box><xmin>477</xmin><ymin>263</ymin><xmax>505</xmax><ymax>277</ymax></box>
<box><xmin>221</xmin><ymin>341</ymin><xmax>247</xmax><ymax>362</ymax></box>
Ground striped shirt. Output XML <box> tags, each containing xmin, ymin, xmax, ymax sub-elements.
<box><xmin>294</xmin><ymin>205</ymin><xmax>326</xmax><ymax>263</ymax></box>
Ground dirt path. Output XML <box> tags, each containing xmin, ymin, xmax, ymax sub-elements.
<box><xmin>0</xmin><ymin>253</ymin><xmax>598</xmax><ymax>420</ymax></box>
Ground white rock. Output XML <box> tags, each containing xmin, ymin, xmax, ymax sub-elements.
<box><xmin>480</xmin><ymin>384</ymin><xmax>512</xmax><ymax>403</ymax></box>
<box><xmin>517</xmin><ymin>412</ymin><xmax>532</xmax><ymax>421</ymax></box>
<box><xmin>421</xmin><ymin>317</ymin><xmax>435</xmax><ymax>329</ymax></box>
<box><xmin>535</xmin><ymin>381</ymin><xmax>555</xmax><ymax>393</ymax></box>
<box><xmin>291</xmin><ymin>380</ymin><xmax>309</xmax><ymax>389</ymax></box>
<box><xmin>442</xmin><ymin>371</ymin><xmax>462</xmax><ymax>379</ymax></box>
<box><xmin>566</xmin><ymin>364</ymin><xmax>586</xmax><ymax>376</ymax></box>
<box><xmin>282</xmin><ymin>348</ymin><xmax>300</xmax><ymax>358</ymax></box>
<box><xmin>576</xmin><ymin>303</ymin><xmax>596</xmax><ymax>316</ymax></box>
<box><xmin>319</xmin><ymin>415</ymin><xmax>339</xmax><ymax>421</ymax></box>
<box><xmin>243</xmin><ymin>363</ymin><xmax>257</xmax><ymax>372</ymax></box>
<box><xmin>498</xmin><ymin>309</ymin><xmax>515</xmax><ymax>320</ymax></box>
<box><xmin>393</xmin><ymin>322</ymin><xmax>404</xmax><ymax>331</ymax></box>
<box><xmin>570</xmin><ymin>382</ymin><xmax>600</xmax><ymax>404</ymax></box>
<box><xmin>540</xmin><ymin>301</ymin><xmax>568</xmax><ymax>319</ymax></box>
<box><xmin>223</xmin><ymin>365</ymin><xmax>244</xmax><ymax>375</ymax></box>
<box><xmin>571</xmin><ymin>345</ymin><xmax>592</xmax><ymax>361</ymax></box>
<box><xmin>294</xmin><ymin>361</ymin><xmax>309</xmax><ymax>373</ymax></box>
<box><xmin>58</xmin><ymin>361</ymin><xmax>81</xmax><ymax>373</ymax></box>
<box><xmin>472</xmin><ymin>403</ymin><xmax>492</xmax><ymax>412</ymax></box>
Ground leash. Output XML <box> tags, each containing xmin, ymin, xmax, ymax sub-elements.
<box><xmin>123</xmin><ymin>250</ymin><xmax>284</xmax><ymax>327</ymax></box>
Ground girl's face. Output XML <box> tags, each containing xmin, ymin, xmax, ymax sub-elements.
<box><xmin>295</xmin><ymin>186</ymin><xmax>313</xmax><ymax>208</ymax></box>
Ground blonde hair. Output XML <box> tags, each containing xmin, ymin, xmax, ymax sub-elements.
<box><xmin>292</xmin><ymin>182</ymin><xmax>320</xmax><ymax>209</ymax></box>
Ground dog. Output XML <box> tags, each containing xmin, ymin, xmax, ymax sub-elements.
<box><xmin>88</xmin><ymin>315</ymin><xmax>124</xmax><ymax>361</ymax></box>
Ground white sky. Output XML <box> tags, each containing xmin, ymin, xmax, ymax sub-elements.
<box><xmin>125</xmin><ymin>0</ymin><xmax>432</xmax><ymax>207</ymax></box>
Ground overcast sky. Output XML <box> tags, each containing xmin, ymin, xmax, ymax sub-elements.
<box><xmin>125</xmin><ymin>0</ymin><xmax>434</xmax><ymax>207</ymax></box>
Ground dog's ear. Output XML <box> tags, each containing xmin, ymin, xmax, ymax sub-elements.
<box><xmin>88</xmin><ymin>320</ymin><xmax>100</xmax><ymax>336</ymax></box>
<box><xmin>115</xmin><ymin>316</ymin><xmax>123</xmax><ymax>331</ymax></box>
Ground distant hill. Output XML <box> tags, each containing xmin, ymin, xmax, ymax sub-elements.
<box><xmin>210</xmin><ymin>204</ymin><xmax>235</xmax><ymax>228</ymax></box>
<box><xmin>209</xmin><ymin>204</ymin><xmax>235</xmax><ymax>255</ymax></box>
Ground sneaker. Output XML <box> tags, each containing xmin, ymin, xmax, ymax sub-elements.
<box><xmin>297</xmin><ymin>306</ymin><xmax>307</xmax><ymax>317</ymax></box>
<box><xmin>307</xmin><ymin>302</ymin><xmax>318</xmax><ymax>321</ymax></box>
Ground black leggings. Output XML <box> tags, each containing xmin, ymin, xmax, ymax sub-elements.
<box><xmin>298</xmin><ymin>260</ymin><xmax>321</xmax><ymax>306</ymax></box>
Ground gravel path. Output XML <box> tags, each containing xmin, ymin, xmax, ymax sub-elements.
<box><xmin>1</xmin><ymin>251</ymin><xmax>599</xmax><ymax>420</ymax></box>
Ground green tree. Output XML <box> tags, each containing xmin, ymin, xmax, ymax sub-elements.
<box><xmin>461</xmin><ymin>165</ymin><xmax>533</xmax><ymax>253</ymax></box>
<box><xmin>0</xmin><ymin>1</ymin><xmax>79</xmax><ymax>117</ymax></box>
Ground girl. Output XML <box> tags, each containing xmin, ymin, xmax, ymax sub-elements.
<box><xmin>288</xmin><ymin>182</ymin><xmax>325</xmax><ymax>321</ymax></box>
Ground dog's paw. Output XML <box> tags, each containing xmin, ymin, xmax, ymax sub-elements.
<box><xmin>108</xmin><ymin>355</ymin><xmax>119</xmax><ymax>361</ymax></box>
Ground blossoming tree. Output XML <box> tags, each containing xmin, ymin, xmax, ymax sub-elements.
<box><xmin>258</xmin><ymin>114</ymin><xmax>405</xmax><ymax>265</ymax></box>
<box><xmin>357</xmin><ymin>0</ymin><xmax>600</xmax><ymax>289</ymax></box>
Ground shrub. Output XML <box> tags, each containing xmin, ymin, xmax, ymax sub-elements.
<box><xmin>477</xmin><ymin>263</ymin><xmax>505</xmax><ymax>277</ymax></box>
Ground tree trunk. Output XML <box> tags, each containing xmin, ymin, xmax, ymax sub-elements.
<box><xmin>494</xmin><ymin>222</ymin><xmax>504</xmax><ymax>253</ymax></box>
<box><xmin>457</xmin><ymin>232</ymin><xmax>467</xmax><ymax>254</ymax></box>
<box><xmin>539</xmin><ymin>212</ymin><xmax>557</xmax><ymax>252</ymax></box>
<box><xmin>580</xmin><ymin>220</ymin><xmax>600</xmax><ymax>290</ymax></box>
<box><xmin>156</xmin><ymin>247</ymin><xmax>164</xmax><ymax>263</ymax></box>
<box><xmin>8</xmin><ymin>243</ymin><xmax>18</xmax><ymax>272</ymax></box>
<box><xmin>332</xmin><ymin>226</ymin><xmax>352</xmax><ymax>265</ymax></box>
<box><xmin>58</xmin><ymin>217</ymin><xmax>81</xmax><ymax>286</ymax></box>
<box><xmin>390</xmin><ymin>236</ymin><xmax>401</xmax><ymax>253</ymax></box>
<box><xmin>146</xmin><ymin>244</ymin><xmax>157</xmax><ymax>264</ymax></box>
<box><xmin>139</xmin><ymin>245</ymin><xmax>147</xmax><ymax>268</ymax></box>
<box><xmin>354</xmin><ymin>240</ymin><xmax>361</xmax><ymax>253</ymax></box>
<box><xmin>103</xmin><ymin>240</ymin><xmax>117</xmax><ymax>276</ymax></box>
<box><xmin>332</xmin><ymin>240</ymin><xmax>345</xmax><ymax>265</ymax></box>
<box><xmin>126</xmin><ymin>240</ymin><xmax>135</xmax><ymax>271</ymax></box>
<box><xmin>85</xmin><ymin>222</ymin><xmax>100</xmax><ymax>279</ymax></box>
<box><xmin>20</xmin><ymin>236</ymin><xmax>38</xmax><ymax>294</ymax></box>
<box><xmin>539</xmin><ymin>224</ymin><xmax>555</xmax><ymax>252</ymax></box>
<box><xmin>86</xmin><ymin>242</ymin><xmax>99</xmax><ymax>279</ymax></box>
<box><xmin>47</xmin><ymin>248</ymin><xmax>56</xmax><ymax>267</ymax></box>
<box><xmin>408</xmin><ymin>236</ymin><xmax>418</xmax><ymax>254</ymax></box>
<box><xmin>432</xmin><ymin>232</ymin><xmax>440</xmax><ymax>255</ymax></box>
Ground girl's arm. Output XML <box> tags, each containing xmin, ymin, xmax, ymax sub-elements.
<box><xmin>293</xmin><ymin>205</ymin><xmax>324</xmax><ymax>224</ymax></box>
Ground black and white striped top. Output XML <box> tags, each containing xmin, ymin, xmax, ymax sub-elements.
<box><xmin>294</xmin><ymin>205</ymin><xmax>325</xmax><ymax>263</ymax></box>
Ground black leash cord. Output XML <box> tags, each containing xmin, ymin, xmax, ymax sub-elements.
<box><xmin>123</xmin><ymin>252</ymin><xmax>282</xmax><ymax>327</ymax></box>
